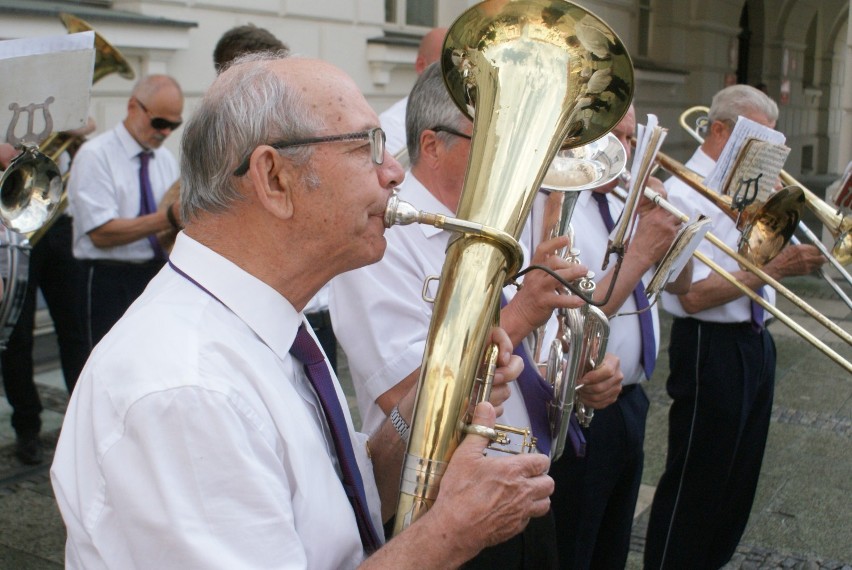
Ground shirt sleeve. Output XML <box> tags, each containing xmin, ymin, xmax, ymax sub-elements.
<box><xmin>330</xmin><ymin>229</ymin><xmax>433</xmax><ymax>426</ymax></box>
<box><xmin>98</xmin><ymin>387</ymin><xmax>309</xmax><ymax>569</ymax></box>
<box><xmin>67</xmin><ymin>142</ymin><xmax>123</xmax><ymax>236</ymax></box>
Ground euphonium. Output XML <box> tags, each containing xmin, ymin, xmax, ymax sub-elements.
<box><xmin>534</xmin><ymin>134</ymin><xmax>625</xmax><ymax>458</ymax></box>
<box><xmin>388</xmin><ymin>0</ymin><xmax>633</xmax><ymax>534</ymax></box>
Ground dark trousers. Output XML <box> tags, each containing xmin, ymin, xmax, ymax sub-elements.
<box><xmin>550</xmin><ymin>383</ymin><xmax>649</xmax><ymax>570</ymax></box>
<box><xmin>462</xmin><ymin>510</ymin><xmax>558</xmax><ymax>569</ymax></box>
<box><xmin>83</xmin><ymin>258</ymin><xmax>164</xmax><ymax>349</ymax></box>
<box><xmin>1</xmin><ymin>216</ymin><xmax>88</xmax><ymax>435</ymax></box>
<box><xmin>644</xmin><ymin>318</ymin><xmax>776</xmax><ymax>570</ymax></box>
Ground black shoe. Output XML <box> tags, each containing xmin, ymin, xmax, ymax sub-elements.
<box><xmin>15</xmin><ymin>433</ymin><xmax>44</xmax><ymax>465</ymax></box>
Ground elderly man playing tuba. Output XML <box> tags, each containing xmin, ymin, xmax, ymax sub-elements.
<box><xmin>51</xmin><ymin>54</ymin><xmax>554</xmax><ymax>569</ymax></box>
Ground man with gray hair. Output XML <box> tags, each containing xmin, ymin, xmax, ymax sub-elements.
<box><xmin>52</xmin><ymin>54</ymin><xmax>554</xmax><ymax>569</ymax></box>
<box><xmin>645</xmin><ymin>84</ymin><xmax>826</xmax><ymax>569</ymax></box>
<box><xmin>331</xmin><ymin>62</ymin><xmax>624</xmax><ymax>568</ymax></box>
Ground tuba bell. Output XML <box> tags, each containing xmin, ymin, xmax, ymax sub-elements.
<box><xmin>389</xmin><ymin>0</ymin><xmax>633</xmax><ymax>534</ymax></box>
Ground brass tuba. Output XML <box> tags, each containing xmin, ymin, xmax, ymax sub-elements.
<box><xmin>390</xmin><ymin>0</ymin><xmax>633</xmax><ymax>533</ymax></box>
<box><xmin>24</xmin><ymin>13</ymin><xmax>135</xmax><ymax>246</ymax></box>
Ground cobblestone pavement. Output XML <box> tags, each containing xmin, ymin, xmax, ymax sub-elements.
<box><xmin>1</xmin><ymin>275</ymin><xmax>850</xmax><ymax>569</ymax></box>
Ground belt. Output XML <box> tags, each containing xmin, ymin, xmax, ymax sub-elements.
<box><xmin>306</xmin><ymin>309</ymin><xmax>331</xmax><ymax>330</ymax></box>
<box><xmin>620</xmin><ymin>383</ymin><xmax>638</xmax><ymax>397</ymax></box>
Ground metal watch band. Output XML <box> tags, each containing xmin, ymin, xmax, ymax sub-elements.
<box><xmin>390</xmin><ymin>405</ymin><xmax>410</xmax><ymax>443</ymax></box>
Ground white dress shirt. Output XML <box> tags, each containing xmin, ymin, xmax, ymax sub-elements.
<box><xmin>67</xmin><ymin>122</ymin><xmax>178</xmax><ymax>261</ymax></box>
<box><xmin>52</xmin><ymin>232</ymin><xmax>381</xmax><ymax>570</ymax></box>
<box><xmin>379</xmin><ymin>96</ymin><xmax>408</xmax><ymax>158</ymax></box>
<box><xmin>569</xmin><ymin>190</ymin><xmax>660</xmax><ymax>386</ymax></box>
<box><xmin>330</xmin><ymin>174</ymin><xmax>536</xmax><ymax>443</ymax></box>
<box><xmin>661</xmin><ymin>148</ymin><xmax>776</xmax><ymax>322</ymax></box>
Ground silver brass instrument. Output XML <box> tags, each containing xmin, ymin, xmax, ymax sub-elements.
<box><xmin>535</xmin><ymin>134</ymin><xmax>625</xmax><ymax>456</ymax></box>
<box><xmin>25</xmin><ymin>13</ymin><xmax>135</xmax><ymax>246</ymax></box>
<box><xmin>385</xmin><ymin>0</ymin><xmax>633</xmax><ymax>533</ymax></box>
<box><xmin>0</xmin><ymin>145</ymin><xmax>63</xmax><ymax>234</ymax></box>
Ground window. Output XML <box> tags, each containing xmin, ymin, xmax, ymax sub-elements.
<box><xmin>385</xmin><ymin>0</ymin><xmax>436</xmax><ymax>28</ymax></box>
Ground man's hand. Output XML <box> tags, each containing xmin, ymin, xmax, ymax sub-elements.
<box><xmin>764</xmin><ymin>244</ymin><xmax>826</xmax><ymax>280</ymax></box>
<box><xmin>631</xmin><ymin>178</ymin><xmax>683</xmax><ymax>267</ymax></box>
<box><xmin>575</xmin><ymin>352</ymin><xmax>623</xmax><ymax>410</ymax></box>
<box><xmin>429</xmin><ymin>402</ymin><xmax>554</xmax><ymax>556</ymax></box>
<box><xmin>502</xmin><ymin>235</ymin><xmax>590</xmax><ymax>345</ymax></box>
<box><xmin>487</xmin><ymin>326</ymin><xmax>523</xmax><ymax>417</ymax></box>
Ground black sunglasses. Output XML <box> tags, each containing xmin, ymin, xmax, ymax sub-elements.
<box><xmin>430</xmin><ymin>125</ymin><xmax>472</xmax><ymax>140</ymax></box>
<box><xmin>135</xmin><ymin>98</ymin><xmax>183</xmax><ymax>131</ymax></box>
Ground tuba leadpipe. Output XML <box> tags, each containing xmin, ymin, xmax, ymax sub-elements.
<box><xmin>390</xmin><ymin>0</ymin><xmax>634</xmax><ymax>534</ymax></box>
<box><xmin>612</xmin><ymin>185</ymin><xmax>852</xmax><ymax>374</ymax></box>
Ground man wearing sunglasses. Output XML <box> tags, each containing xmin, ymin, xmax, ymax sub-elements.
<box><xmin>67</xmin><ymin>74</ymin><xmax>184</xmax><ymax>349</ymax></box>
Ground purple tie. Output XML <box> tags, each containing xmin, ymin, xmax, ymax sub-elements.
<box><xmin>290</xmin><ymin>324</ymin><xmax>382</xmax><ymax>553</ymax></box>
<box><xmin>751</xmin><ymin>287</ymin><xmax>765</xmax><ymax>332</ymax></box>
<box><xmin>499</xmin><ymin>295</ymin><xmax>586</xmax><ymax>457</ymax></box>
<box><xmin>138</xmin><ymin>150</ymin><xmax>167</xmax><ymax>260</ymax></box>
<box><xmin>592</xmin><ymin>192</ymin><xmax>656</xmax><ymax>379</ymax></box>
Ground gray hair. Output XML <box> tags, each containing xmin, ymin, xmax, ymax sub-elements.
<box><xmin>180</xmin><ymin>53</ymin><xmax>325</xmax><ymax>221</ymax></box>
<box><xmin>405</xmin><ymin>62</ymin><xmax>468</xmax><ymax>166</ymax></box>
<box><xmin>708</xmin><ymin>84</ymin><xmax>778</xmax><ymax>125</ymax></box>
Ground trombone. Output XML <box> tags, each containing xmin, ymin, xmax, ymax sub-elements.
<box><xmin>680</xmin><ymin>105</ymin><xmax>852</xmax><ymax>309</ymax></box>
<box><xmin>615</xmin><ymin>162</ymin><xmax>852</xmax><ymax>374</ymax></box>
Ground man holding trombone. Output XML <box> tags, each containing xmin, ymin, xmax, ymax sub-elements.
<box><xmin>645</xmin><ymin>84</ymin><xmax>826</xmax><ymax>569</ymax></box>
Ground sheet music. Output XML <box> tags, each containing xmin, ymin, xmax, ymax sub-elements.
<box><xmin>0</xmin><ymin>32</ymin><xmax>93</xmax><ymax>60</ymax></box>
<box><xmin>704</xmin><ymin>116</ymin><xmax>786</xmax><ymax>193</ymax></box>
<box><xmin>0</xmin><ymin>33</ymin><xmax>95</xmax><ymax>144</ymax></box>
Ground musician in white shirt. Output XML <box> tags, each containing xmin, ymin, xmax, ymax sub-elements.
<box><xmin>645</xmin><ymin>84</ymin><xmax>826</xmax><ymax>569</ymax></box>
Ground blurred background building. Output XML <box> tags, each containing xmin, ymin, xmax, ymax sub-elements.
<box><xmin>1</xmin><ymin>0</ymin><xmax>849</xmax><ymax>181</ymax></box>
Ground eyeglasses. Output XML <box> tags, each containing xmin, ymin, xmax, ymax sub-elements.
<box><xmin>430</xmin><ymin>126</ymin><xmax>472</xmax><ymax>140</ymax></box>
<box><xmin>134</xmin><ymin>98</ymin><xmax>183</xmax><ymax>131</ymax></box>
<box><xmin>232</xmin><ymin>127</ymin><xmax>386</xmax><ymax>177</ymax></box>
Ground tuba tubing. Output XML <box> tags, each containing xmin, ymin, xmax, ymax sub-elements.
<box><xmin>392</xmin><ymin>0</ymin><xmax>633</xmax><ymax>534</ymax></box>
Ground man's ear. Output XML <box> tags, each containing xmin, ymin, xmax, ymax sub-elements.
<box><xmin>418</xmin><ymin>130</ymin><xmax>441</xmax><ymax>169</ymax></box>
<box><xmin>247</xmin><ymin>147</ymin><xmax>296</xmax><ymax>220</ymax></box>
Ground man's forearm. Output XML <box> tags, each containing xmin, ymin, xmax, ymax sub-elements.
<box><xmin>369</xmin><ymin>387</ymin><xmax>416</xmax><ymax>522</ymax></box>
<box><xmin>88</xmin><ymin>211</ymin><xmax>172</xmax><ymax>248</ymax></box>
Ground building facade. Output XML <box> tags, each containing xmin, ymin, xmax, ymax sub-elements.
<box><xmin>1</xmin><ymin>0</ymin><xmax>849</xmax><ymax>179</ymax></box>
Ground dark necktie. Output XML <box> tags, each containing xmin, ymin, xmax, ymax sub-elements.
<box><xmin>592</xmin><ymin>191</ymin><xmax>656</xmax><ymax>379</ymax></box>
<box><xmin>751</xmin><ymin>287</ymin><xmax>765</xmax><ymax>332</ymax></box>
<box><xmin>499</xmin><ymin>295</ymin><xmax>586</xmax><ymax>457</ymax></box>
<box><xmin>138</xmin><ymin>150</ymin><xmax>167</xmax><ymax>260</ymax></box>
<box><xmin>289</xmin><ymin>323</ymin><xmax>382</xmax><ymax>553</ymax></box>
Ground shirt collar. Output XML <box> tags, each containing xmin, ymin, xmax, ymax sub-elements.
<box><xmin>397</xmin><ymin>173</ymin><xmax>454</xmax><ymax>240</ymax></box>
<box><xmin>169</xmin><ymin>232</ymin><xmax>301</xmax><ymax>360</ymax></box>
<box><xmin>115</xmin><ymin>122</ymin><xmax>147</xmax><ymax>161</ymax></box>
